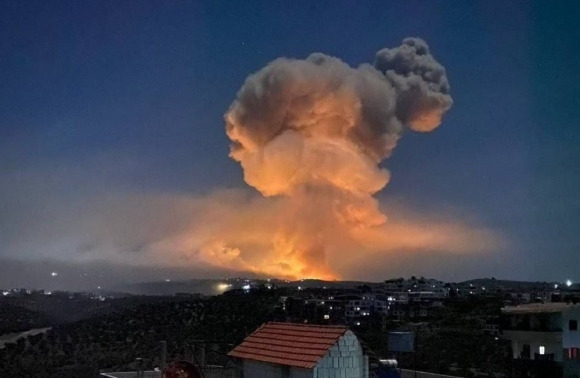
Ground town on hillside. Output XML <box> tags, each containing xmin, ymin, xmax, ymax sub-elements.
<box><xmin>2</xmin><ymin>276</ymin><xmax>580</xmax><ymax>377</ymax></box>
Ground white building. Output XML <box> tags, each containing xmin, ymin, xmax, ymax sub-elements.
<box><xmin>228</xmin><ymin>322</ymin><xmax>369</xmax><ymax>378</ymax></box>
<box><xmin>502</xmin><ymin>302</ymin><xmax>580</xmax><ymax>377</ymax></box>
<box><xmin>345</xmin><ymin>296</ymin><xmax>374</xmax><ymax>318</ymax></box>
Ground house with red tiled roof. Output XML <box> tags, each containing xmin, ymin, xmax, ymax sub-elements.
<box><xmin>228</xmin><ymin>322</ymin><xmax>369</xmax><ymax>378</ymax></box>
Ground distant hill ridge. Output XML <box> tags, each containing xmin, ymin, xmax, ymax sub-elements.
<box><xmin>111</xmin><ymin>276</ymin><xmax>560</xmax><ymax>296</ymax></box>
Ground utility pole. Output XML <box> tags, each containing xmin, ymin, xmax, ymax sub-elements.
<box><xmin>160</xmin><ymin>340</ymin><xmax>167</xmax><ymax>371</ymax></box>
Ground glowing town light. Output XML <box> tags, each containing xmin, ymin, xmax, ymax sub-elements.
<box><xmin>165</xmin><ymin>279</ymin><xmax>171</xmax><ymax>282</ymax></box>
<box><xmin>51</xmin><ymin>272</ymin><xmax>58</xmax><ymax>277</ymax></box>
<box><xmin>555</xmin><ymin>284</ymin><xmax>559</xmax><ymax>289</ymax></box>
<box><xmin>539</xmin><ymin>346</ymin><xmax>545</xmax><ymax>355</ymax></box>
<box><xmin>217</xmin><ymin>283</ymin><xmax>230</xmax><ymax>292</ymax></box>
<box><xmin>324</xmin><ymin>315</ymin><xmax>330</xmax><ymax>320</ymax></box>
<box><xmin>566</xmin><ymin>280</ymin><xmax>573</xmax><ymax>287</ymax></box>
<box><xmin>242</xmin><ymin>284</ymin><xmax>251</xmax><ymax>291</ymax></box>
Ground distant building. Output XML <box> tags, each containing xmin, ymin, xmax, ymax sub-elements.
<box><xmin>483</xmin><ymin>322</ymin><xmax>500</xmax><ymax>336</ymax></box>
<box><xmin>508</xmin><ymin>292</ymin><xmax>532</xmax><ymax>305</ymax></box>
<box><xmin>561</xmin><ymin>283</ymin><xmax>580</xmax><ymax>302</ymax></box>
<box><xmin>501</xmin><ymin>303</ymin><xmax>580</xmax><ymax>377</ymax></box>
<box><xmin>228</xmin><ymin>322</ymin><xmax>369</xmax><ymax>378</ymax></box>
<box><xmin>345</xmin><ymin>296</ymin><xmax>374</xmax><ymax>326</ymax></box>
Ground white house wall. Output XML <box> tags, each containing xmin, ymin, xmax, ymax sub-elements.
<box><xmin>243</xmin><ymin>360</ymin><xmax>286</xmax><ymax>378</ymax></box>
<box><xmin>503</xmin><ymin>330</ymin><xmax>563</xmax><ymax>361</ymax></box>
<box><xmin>313</xmin><ymin>331</ymin><xmax>367</xmax><ymax>378</ymax></box>
<box><xmin>242</xmin><ymin>360</ymin><xmax>313</xmax><ymax>378</ymax></box>
<box><xmin>563</xmin><ymin>307</ymin><xmax>580</xmax><ymax>349</ymax></box>
<box><xmin>290</xmin><ymin>367</ymin><xmax>313</xmax><ymax>378</ymax></box>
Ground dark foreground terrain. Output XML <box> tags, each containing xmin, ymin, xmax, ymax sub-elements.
<box><xmin>0</xmin><ymin>283</ymin><xmax>515</xmax><ymax>378</ymax></box>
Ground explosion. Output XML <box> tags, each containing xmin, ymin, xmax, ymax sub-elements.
<box><xmin>0</xmin><ymin>37</ymin><xmax>505</xmax><ymax>284</ymax></box>
<box><xmin>213</xmin><ymin>38</ymin><xmax>453</xmax><ymax>279</ymax></box>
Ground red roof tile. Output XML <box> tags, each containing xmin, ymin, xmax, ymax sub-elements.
<box><xmin>228</xmin><ymin>322</ymin><xmax>348</xmax><ymax>369</ymax></box>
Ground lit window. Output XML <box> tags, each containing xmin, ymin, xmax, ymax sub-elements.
<box><xmin>324</xmin><ymin>314</ymin><xmax>330</xmax><ymax>320</ymax></box>
<box><xmin>539</xmin><ymin>346</ymin><xmax>545</xmax><ymax>355</ymax></box>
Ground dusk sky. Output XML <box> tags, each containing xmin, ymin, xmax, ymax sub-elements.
<box><xmin>1</xmin><ymin>1</ymin><xmax>579</xmax><ymax>290</ymax></box>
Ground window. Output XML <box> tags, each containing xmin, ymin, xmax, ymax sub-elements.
<box><xmin>568</xmin><ymin>348</ymin><xmax>579</xmax><ymax>360</ymax></box>
<box><xmin>570</xmin><ymin>319</ymin><xmax>578</xmax><ymax>331</ymax></box>
<box><xmin>539</xmin><ymin>346</ymin><xmax>545</xmax><ymax>355</ymax></box>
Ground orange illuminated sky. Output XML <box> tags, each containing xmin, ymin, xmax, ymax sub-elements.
<box><xmin>1</xmin><ymin>1</ymin><xmax>579</xmax><ymax>289</ymax></box>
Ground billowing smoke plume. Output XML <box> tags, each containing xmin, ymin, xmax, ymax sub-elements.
<box><xmin>375</xmin><ymin>38</ymin><xmax>452</xmax><ymax>132</ymax></box>
<box><xmin>221</xmin><ymin>38</ymin><xmax>454</xmax><ymax>279</ymax></box>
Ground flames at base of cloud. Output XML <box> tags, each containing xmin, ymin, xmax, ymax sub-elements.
<box><xmin>0</xmin><ymin>163</ymin><xmax>506</xmax><ymax>280</ymax></box>
<box><xmin>144</xmin><ymin>189</ymin><xmax>504</xmax><ymax>280</ymax></box>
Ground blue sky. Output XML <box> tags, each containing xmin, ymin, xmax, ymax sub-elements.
<box><xmin>1</xmin><ymin>1</ymin><xmax>579</xmax><ymax>288</ymax></box>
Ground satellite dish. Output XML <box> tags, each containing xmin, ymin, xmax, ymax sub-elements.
<box><xmin>162</xmin><ymin>360</ymin><xmax>202</xmax><ymax>378</ymax></box>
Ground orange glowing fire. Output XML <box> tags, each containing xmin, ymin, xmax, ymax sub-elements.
<box><xmin>141</xmin><ymin>189</ymin><xmax>503</xmax><ymax>281</ymax></box>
